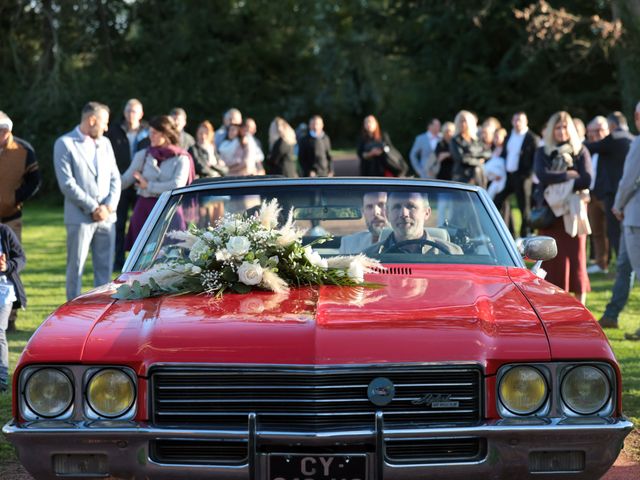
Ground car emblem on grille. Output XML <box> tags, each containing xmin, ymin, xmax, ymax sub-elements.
<box><xmin>411</xmin><ymin>393</ymin><xmax>460</xmax><ymax>408</ymax></box>
<box><xmin>367</xmin><ymin>377</ymin><xmax>395</xmax><ymax>406</ymax></box>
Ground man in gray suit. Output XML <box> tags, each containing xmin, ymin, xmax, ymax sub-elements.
<box><xmin>54</xmin><ymin>102</ymin><xmax>121</xmax><ymax>300</ymax></box>
<box><xmin>612</xmin><ymin>101</ymin><xmax>640</xmax><ymax>340</ymax></box>
<box><xmin>339</xmin><ymin>192</ymin><xmax>389</xmax><ymax>254</ymax></box>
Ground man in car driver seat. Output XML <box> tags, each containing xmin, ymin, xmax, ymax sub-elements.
<box><xmin>364</xmin><ymin>192</ymin><xmax>462</xmax><ymax>255</ymax></box>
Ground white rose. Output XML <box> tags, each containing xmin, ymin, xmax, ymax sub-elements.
<box><xmin>189</xmin><ymin>239</ymin><xmax>209</xmax><ymax>264</ymax></box>
<box><xmin>227</xmin><ymin>236</ymin><xmax>251</xmax><ymax>257</ymax></box>
<box><xmin>304</xmin><ymin>246</ymin><xmax>328</xmax><ymax>269</ymax></box>
<box><xmin>347</xmin><ymin>260</ymin><xmax>365</xmax><ymax>283</ymax></box>
<box><xmin>215</xmin><ymin>249</ymin><xmax>232</xmax><ymax>262</ymax></box>
<box><xmin>191</xmin><ymin>265</ymin><xmax>202</xmax><ymax>274</ymax></box>
<box><xmin>237</xmin><ymin>261</ymin><xmax>264</xmax><ymax>285</ymax></box>
<box><xmin>203</xmin><ymin>231</ymin><xmax>216</xmax><ymax>242</ymax></box>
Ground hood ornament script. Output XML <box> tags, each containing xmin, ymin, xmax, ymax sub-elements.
<box><xmin>412</xmin><ymin>393</ymin><xmax>460</xmax><ymax>408</ymax></box>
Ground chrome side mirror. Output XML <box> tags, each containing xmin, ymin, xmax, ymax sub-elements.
<box><xmin>517</xmin><ymin>236</ymin><xmax>557</xmax><ymax>276</ymax></box>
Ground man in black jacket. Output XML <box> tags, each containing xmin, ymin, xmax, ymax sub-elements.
<box><xmin>494</xmin><ymin>112</ymin><xmax>539</xmax><ymax>238</ymax></box>
<box><xmin>298</xmin><ymin>115</ymin><xmax>333</xmax><ymax>177</ymax></box>
<box><xmin>105</xmin><ymin>99</ymin><xmax>148</xmax><ymax>271</ymax></box>
<box><xmin>585</xmin><ymin>111</ymin><xmax>634</xmax><ymax>259</ymax></box>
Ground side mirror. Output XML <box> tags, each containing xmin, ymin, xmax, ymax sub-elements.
<box><xmin>516</xmin><ymin>236</ymin><xmax>557</xmax><ymax>277</ymax></box>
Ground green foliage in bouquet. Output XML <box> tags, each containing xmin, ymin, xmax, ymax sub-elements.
<box><xmin>114</xmin><ymin>200</ymin><xmax>381</xmax><ymax>300</ymax></box>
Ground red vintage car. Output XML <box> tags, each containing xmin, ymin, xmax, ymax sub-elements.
<box><xmin>3</xmin><ymin>177</ymin><xmax>633</xmax><ymax>479</ymax></box>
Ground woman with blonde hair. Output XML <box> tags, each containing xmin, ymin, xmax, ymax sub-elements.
<box><xmin>533</xmin><ymin>111</ymin><xmax>593</xmax><ymax>304</ymax></box>
<box><xmin>449</xmin><ymin>110</ymin><xmax>491</xmax><ymax>186</ymax></box>
<box><xmin>266</xmin><ymin>117</ymin><xmax>298</xmax><ymax>177</ymax></box>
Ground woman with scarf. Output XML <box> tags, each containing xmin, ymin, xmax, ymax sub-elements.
<box><xmin>534</xmin><ymin>111</ymin><xmax>593</xmax><ymax>304</ymax></box>
<box><xmin>121</xmin><ymin>115</ymin><xmax>195</xmax><ymax>249</ymax></box>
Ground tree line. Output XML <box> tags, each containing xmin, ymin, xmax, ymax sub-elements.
<box><xmin>1</xmin><ymin>0</ymin><xmax>639</xmax><ymax>193</ymax></box>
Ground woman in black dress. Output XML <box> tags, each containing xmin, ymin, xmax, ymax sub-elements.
<box><xmin>358</xmin><ymin>115</ymin><xmax>406</xmax><ymax>177</ymax></box>
<box><xmin>435</xmin><ymin>121</ymin><xmax>455</xmax><ymax>181</ymax></box>
<box><xmin>449</xmin><ymin>110</ymin><xmax>491</xmax><ymax>187</ymax></box>
<box><xmin>266</xmin><ymin>117</ymin><xmax>298</xmax><ymax>177</ymax></box>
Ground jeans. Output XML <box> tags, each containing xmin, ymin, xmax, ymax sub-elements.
<box><xmin>603</xmin><ymin>233</ymin><xmax>635</xmax><ymax>320</ymax></box>
<box><xmin>0</xmin><ymin>303</ymin><xmax>11</xmax><ymax>384</ymax></box>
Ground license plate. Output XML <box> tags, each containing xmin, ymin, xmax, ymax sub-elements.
<box><xmin>269</xmin><ymin>454</ymin><xmax>367</xmax><ymax>480</ymax></box>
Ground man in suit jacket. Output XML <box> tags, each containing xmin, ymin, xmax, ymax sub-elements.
<box><xmin>53</xmin><ymin>102</ymin><xmax>121</xmax><ymax>300</ymax></box>
<box><xmin>105</xmin><ymin>98</ymin><xmax>148</xmax><ymax>271</ymax></box>
<box><xmin>612</xmin><ymin>102</ymin><xmax>640</xmax><ymax>340</ymax></box>
<box><xmin>299</xmin><ymin>115</ymin><xmax>333</xmax><ymax>177</ymax></box>
<box><xmin>339</xmin><ymin>192</ymin><xmax>388</xmax><ymax>254</ymax></box>
<box><xmin>586</xmin><ymin>111</ymin><xmax>634</xmax><ymax>259</ymax></box>
<box><xmin>494</xmin><ymin>112</ymin><xmax>539</xmax><ymax>238</ymax></box>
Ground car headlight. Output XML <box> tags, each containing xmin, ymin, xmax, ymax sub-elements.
<box><xmin>499</xmin><ymin>366</ymin><xmax>548</xmax><ymax>415</ymax></box>
<box><xmin>25</xmin><ymin>368</ymin><xmax>74</xmax><ymax>418</ymax></box>
<box><xmin>86</xmin><ymin>369</ymin><xmax>136</xmax><ymax>418</ymax></box>
<box><xmin>561</xmin><ymin>365</ymin><xmax>611</xmax><ymax>415</ymax></box>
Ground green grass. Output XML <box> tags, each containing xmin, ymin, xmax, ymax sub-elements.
<box><xmin>0</xmin><ymin>202</ymin><xmax>639</xmax><ymax>464</ymax></box>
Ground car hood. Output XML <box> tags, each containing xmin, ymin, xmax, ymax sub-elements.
<box><xmin>22</xmin><ymin>265</ymin><xmax>553</xmax><ymax>374</ymax></box>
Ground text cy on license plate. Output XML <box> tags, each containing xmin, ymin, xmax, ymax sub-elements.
<box><xmin>269</xmin><ymin>454</ymin><xmax>367</xmax><ymax>480</ymax></box>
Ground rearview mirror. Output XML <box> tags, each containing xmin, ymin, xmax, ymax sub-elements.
<box><xmin>294</xmin><ymin>206</ymin><xmax>361</xmax><ymax>220</ymax></box>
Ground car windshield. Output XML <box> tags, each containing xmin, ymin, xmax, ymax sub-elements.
<box><xmin>131</xmin><ymin>183</ymin><xmax>515</xmax><ymax>270</ymax></box>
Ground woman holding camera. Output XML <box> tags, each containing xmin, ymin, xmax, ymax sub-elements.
<box><xmin>121</xmin><ymin>115</ymin><xmax>194</xmax><ymax>249</ymax></box>
<box><xmin>534</xmin><ymin>111</ymin><xmax>593</xmax><ymax>304</ymax></box>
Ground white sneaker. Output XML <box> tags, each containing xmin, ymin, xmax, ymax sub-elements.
<box><xmin>586</xmin><ymin>264</ymin><xmax>608</xmax><ymax>274</ymax></box>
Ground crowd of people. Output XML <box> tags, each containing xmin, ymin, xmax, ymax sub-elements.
<box><xmin>1</xmin><ymin>98</ymin><xmax>640</xmax><ymax>391</ymax></box>
<box><xmin>405</xmin><ymin>106</ymin><xmax>640</xmax><ymax>339</ymax></box>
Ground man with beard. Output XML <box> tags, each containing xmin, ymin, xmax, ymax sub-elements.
<box><xmin>365</xmin><ymin>192</ymin><xmax>462</xmax><ymax>255</ymax></box>
<box><xmin>339</xmin><ymin>192</ymin><xmax>388</xmax><ymax>254</ymax></box>
<box><xmin>53</xmin><ymin>102</ymin><xmax>121</xmax><ymax>300</ymax></box>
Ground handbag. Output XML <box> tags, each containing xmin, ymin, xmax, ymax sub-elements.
<box><xmin>382</xmin><ymin>144</ymin><xmax>409</xmax><ymax>177</ymax></box>
<box><xmin>529</xmin><ymin>204</ymin><xmax>556</xmax><ymax>230</ymax></box>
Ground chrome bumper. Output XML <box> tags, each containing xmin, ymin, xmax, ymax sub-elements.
<box><xmin>3</xmin><ymin>417</ymin><xmax>633</xmax><ymax>480</ymax></box>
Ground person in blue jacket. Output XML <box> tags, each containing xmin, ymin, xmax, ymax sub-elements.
<box><xmin>0</xmin><ymin>223</ymin><xmax>26</xmax><ymax>393</ymax></box>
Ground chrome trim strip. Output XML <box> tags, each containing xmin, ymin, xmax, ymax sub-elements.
<box><xmin>147</xmin><ymin>361</ymin><xmax>483</xmax><ymax>370</ymax></box>
<box><xmin>476</xmin><ymin>187</ymin><xmax>523</xmax><ymax>266</ymax></box>
<box><xmin>376</xmin><ymin>412</ymin><xmax>384</xmax><ymax>480</ymax></box>
<box><xmin>248</xmin><ymin>413</ymin><xmax>256</xmax><ymax>480</ymax></box>
<box><xmin>123</xmin><ymin>190</ymin><xmax>171</xmax><ymax>272</ymax></box>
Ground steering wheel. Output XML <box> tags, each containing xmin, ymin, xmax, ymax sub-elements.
<box><xmin>383</xmin><ymin>238</ymin><xmax>452</xmax><ymax>255</ymax></box>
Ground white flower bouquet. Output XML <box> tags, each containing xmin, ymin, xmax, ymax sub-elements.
<box><xmin>114</xmin><ymin>199</ymin><xmax>381</xmax><ymax>299</ymax></box>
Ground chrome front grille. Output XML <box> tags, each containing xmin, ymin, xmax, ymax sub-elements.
<box><xmin>151</xmin><ymin>365</ymin><xmax>482</xmax><ymax>430</ymax></box>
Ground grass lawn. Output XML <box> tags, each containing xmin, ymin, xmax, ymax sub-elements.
<box><xmin>0</xmin><ymin>201</ymin><xmax>639</xmax><ymax>465</ymax></box>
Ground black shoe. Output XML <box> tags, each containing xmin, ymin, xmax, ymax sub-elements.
<box><xmin>598</xmin><ymin>316</ymin><xmax>619</xmax><ymax>329</ymax></box>
<box><xmin>6</xmin><ymin>319</ymin><xmax>16</xmax><ymax>333</ymax></box>
<box><xmin>624</xmin><ymin>330</ymin><xmax>640</xmax><ymax>341</ymax></box>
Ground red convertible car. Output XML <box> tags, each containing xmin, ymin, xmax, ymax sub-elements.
<box><xmin>3</xmin><ymin>177</ymin><xmax>633</xmax><ymax>479</ymax></box>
